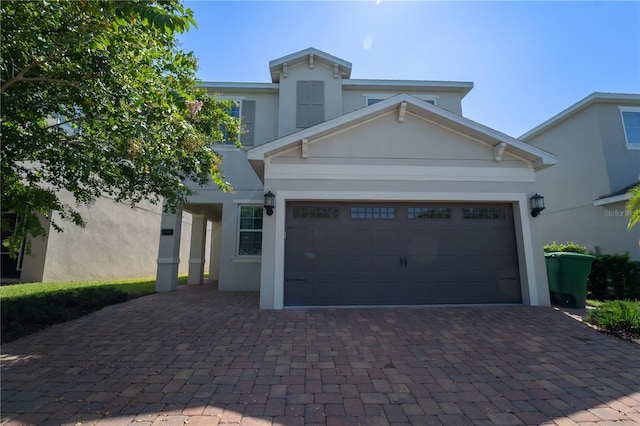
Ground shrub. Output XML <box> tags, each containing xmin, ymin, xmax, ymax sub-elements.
<box><xmin>584</xmin><ymin>300</ymin><xmax>640</xmax><ymax>339</ymax></box>
<box><xmin>587</xmin><ymin>253</ymin><xmax>640</xmax><ymax>300</ymax></box>
<box><xmin>544</xmin><ymin>241</ymin><xmax>588</xmax><ymax>254</ymax></box>
<box><xmin>1</xmin><ymin>286</ymin><xmax>128</xmax><ymax>343</ymax></box>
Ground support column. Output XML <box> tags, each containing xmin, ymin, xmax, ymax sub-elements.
<box><xmin>155</xmin><ymin>208</ymin><xmax>183</xmax><ymax>292</ymax></box>
<box><xmin>187</xmin><ymin>214</ymin><xmax>207</xmax><ymax>285</ymax></box>
<box><xmin>208</xmin><ymin>220</ymin><xmax>221</xmax><ymax>281</ymax></box>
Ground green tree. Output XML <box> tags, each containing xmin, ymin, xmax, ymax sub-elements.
<box><xmin>1</xmin><ymin>0</ymin><xmax>239</xmax><ymax>256</ymax></box>
<box><xmin>627</xmin><ymin>184</ymin><xmax>640</xmax><ymax>230</ymax></box>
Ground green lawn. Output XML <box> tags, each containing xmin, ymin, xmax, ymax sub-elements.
<box><xmin>0</xmin><ymin>275</ymin><xmax>189</xmax><ymax>300</ymax></box>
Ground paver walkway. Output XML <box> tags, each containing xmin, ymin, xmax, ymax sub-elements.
<box><xmin>1</xmin><ymin>282</ymin><xmax>639</xmax><ymax>426</ymax></box>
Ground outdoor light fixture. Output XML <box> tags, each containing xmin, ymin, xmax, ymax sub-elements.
<box><xmin>530</xmin><ymin>193</ymin><xmax>545</xmax><ymax>217</ymax></box>
<box><xmin>264</xmin><ymin>191</ymin><xmax>275</xmax><ymax>216</ymax></box>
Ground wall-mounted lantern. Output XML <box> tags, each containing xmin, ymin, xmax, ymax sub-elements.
<box><xmin>530</xmin><ymin>193</ymin><xmax>545</xmax><ymax>217</ymax></box>
<box><xmin>264</xmin><ymin>191</ymin><xmax>275</xmax><ymax>216</ymax></box>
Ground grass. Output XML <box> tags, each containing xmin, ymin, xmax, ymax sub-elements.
<box><xmin>586</xmin><ymin>299</ymin><xmax>604</xmax><ymax>308</ymax></box>
<box><xmin>1</xmin><ymin>274</ymin><xmax>190</xmax><ymax>343</ymax></box>
<box><xmin>0</xmin><ymin>275</ymin><xmax>189</xmax><ymax>300</ymax></box>
<box><xmin>584</xmin><ymin>300</ymin><xmax>640</xmax><ymax>343</ymax></box>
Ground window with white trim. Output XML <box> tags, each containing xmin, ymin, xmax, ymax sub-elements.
<box><xmin>620</xmin><ymin>107</ymin><xmax>640</xmax><ymax>149</ymax></box>
<box><xmin>364</xmin><ymin>94</ymin><xmax>437</xmax><ymax>106</ymax></box>
<box><xmin>238</xmin><ymin>205</ymin><xmax>262</xmax><ymax>256</ymax></box>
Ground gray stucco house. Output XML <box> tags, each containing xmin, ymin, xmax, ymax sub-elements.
<box><xmin>1</xmin><ymin>194</ymin><xmax>195</xmax><ymax>283</ymax></box>
<box><xmin>522</xmin><ymin>93</ymin><xmax>640</xmax><ymax>260</ymax></box>
<box><xmin>155</xmin><ymin>48</ymin><xmax>557</xmax><ymax>309</ymax></box>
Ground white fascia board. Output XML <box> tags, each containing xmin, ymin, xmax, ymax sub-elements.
<box><xmin>593</xmin><ymin>193</ymin><xmax>631</xmax><ymax>206</ymax></box>
<box><xmin>521</xmin><ymin>92</ymin><xmax>640</xmax><ymax>141</ymax></box>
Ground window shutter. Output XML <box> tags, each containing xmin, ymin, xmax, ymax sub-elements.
<box><xmin>296</xmin><ymin>81</ymin><xmax>310</xmax><ymax>128</ymax></box>
<box><xmin>297</xmin><ymin>80</ymin><xmax>324</xmax><ymax>128</ymax></box>
<box><xmin>240</xmin><ymin>100</ymin><xmax>256</xmax><ymax>146</ymax></box>
<box><xmin>310</xmin><ymin>81</ymin><xmax>324</xmax><ymax>126</ymax></box>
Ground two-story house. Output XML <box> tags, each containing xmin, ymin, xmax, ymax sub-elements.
<box><xmin>522</xmin><ymin>93</ymin><xmax>640</xmax><ymax>259</ymax></box>
<box><xmin>155</xmin><ymin>48</ymin><xmax>557</xmax><ymax>309</ymax></box>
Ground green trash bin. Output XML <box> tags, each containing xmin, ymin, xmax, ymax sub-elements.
<box><xmin>544</xmin><ymin>252</ymin><xmax>595</xmax><ymax>308</ymax></box>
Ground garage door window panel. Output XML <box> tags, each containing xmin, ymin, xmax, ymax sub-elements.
<box><xmin>350</xmin><ymin>206</ymin><xmax>396</xmax><ymax>219</ymax></box>
<box><xmin>463</xmin><ymin>207</ymin><xmax>506</xmax><ymax>219</ymax></box>
<box><xmin>408</xmin><ymin>207</ymin><xmax>451</xmax><ymax>219</ymax></box>
<box><xmin>293</xmin><ymin>206</ymin><xmax>339</xmax><ymax>219</ymax></box>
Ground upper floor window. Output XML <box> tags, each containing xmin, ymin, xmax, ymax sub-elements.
<box><xmin>364</xmin><ymin>94</ymin><xmax>437</xmax><ymax>107</ymax></box>
<box><xmin>297</xmin><ymin>80</ymin><xmax>324</xmax><ymax>128</ymax></box>
<box><xmin>620</xmin><ymin>107</ymin><xmax>640</xmax><ymax>149</ymax></box>
<box><xmin>220</xmin><ymin>98</ymin><xmax>256</xmax><ymax>147</ymax></box>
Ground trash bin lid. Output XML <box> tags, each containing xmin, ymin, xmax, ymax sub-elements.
<box><xmin>544</xmin><ymin>252</ymin><xmax>595</xmax><ymax>259</ymax></box>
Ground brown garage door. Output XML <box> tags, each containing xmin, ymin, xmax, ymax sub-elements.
<box><xmin>284</xmin><ymin>202</ymin><xmax>521</xmax><ymax>306</ymax></box>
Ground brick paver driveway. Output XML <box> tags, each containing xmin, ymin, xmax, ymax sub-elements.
<box><xmin>2</xmin><ymin>283</ymin><xmax>639</xmax><ymax>426</ymax></box>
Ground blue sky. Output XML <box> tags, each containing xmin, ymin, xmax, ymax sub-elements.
<box><xmin>178</xmin><ymin>1</ymin><xmax>640</xmax><ymax>138</ymax></box>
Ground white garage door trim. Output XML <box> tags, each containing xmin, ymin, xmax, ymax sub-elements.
<box><xmin>266</xmin><ymin>190</ymin><xmax>538</xmax><ymax>309</ymax></box>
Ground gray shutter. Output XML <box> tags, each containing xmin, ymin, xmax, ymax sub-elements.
<box><xmin>296</xmin><ymin>81</ymin><xmax>310</xmax><ymax>128</ymax></box>
<box><xmin>240</xmin><ymin>100</ymin><xmax>256</xmax><ymax>146</ymax></box>
<box><xmin>309</xmin><ymin>81</ymin><xmax>324</xmax><ymax>126</ymax></box>
<box><xmin>297</xmin><ymin>80</ymin><xmax>324</xmax><ymax>128</ymax></box>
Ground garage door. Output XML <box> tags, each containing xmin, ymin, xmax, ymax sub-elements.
<box><xmin>284</xmin><ymin>202</ymin><xmax>521</xmax><ymax>306</ymax></box>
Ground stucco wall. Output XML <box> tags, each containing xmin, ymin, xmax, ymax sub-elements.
<box><xmin>594</xmin><ymin>103</ymin><xmax>640</xmax><ymax>192</ymax></box>
<box><xmin>341</xmin><ymin>89</ymin><xmax>464</xmax><ymax>116</ymax></box>
<box><xmin>526</xmin><ymin>102</ymin><xmax>640</xmax><ymax>259</ymax></box>
<box><xmin>277</xmin><ymin>61</ymin><xmax>343</xmax><ymax>137</ymax></box>
<box><xmin>20</xmin><ymin>194</ymin><xmax>193</xmax><ymax>282</ymax></box>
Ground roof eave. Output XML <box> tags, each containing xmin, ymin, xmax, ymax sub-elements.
<box><xmin>268</xmin><ymin>48</ymin><xmax>353</xmax><ymax>83</ymax></box>
<box><xmin>248</xmin><ymin>94</ymin><xmax>556</xmax><ymax>172</ymax></box>
<box><xmin>521</xmin><ymin>92</ymin><xmax>640</xmax><ymax>141</ymax></box>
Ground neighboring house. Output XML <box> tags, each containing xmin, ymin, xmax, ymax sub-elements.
<box><xmin>155</xmin><ymin>47</ymin><xmax>557</xmax><ymax>309</ymax></box>
<box><xmin>522</xmin><ymin>93</ymin><xmax>640</xmax><ymax>260</ymax></box>
<box><xmin>1</xmin><ymin>194</ymin><xmax>195</xmax><ymax>283</ymax></box>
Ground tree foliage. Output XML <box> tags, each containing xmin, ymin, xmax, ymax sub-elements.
<box><xmin>627</xmin><ymin>184</ymin><xmax>640</xmax><ymax>230</ymax></box>
<box><xmin>1</xmin><ymin>0</ymin><xmax>238</xmax><ymax>256</ymax></box>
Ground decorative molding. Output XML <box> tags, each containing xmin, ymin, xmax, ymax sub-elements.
<box><xmin>301</xmin><ymin>138</ymin><xmax>309</xmax><ymax>159</ymax></box>
<box><xmin>265</xmin><ymin>164</ymin><xmax>535</xmax><ymax>183</ymax></box>
<box><xmin>309</xmin><ymin>53</ymin><xmax>314</xmax><ymax>69</ymax></box>
<box><xmin>398</xmin><ymin>102</ymin><xmax>407</xmax><ymax>122</ymax></box>
<box><xmin>157</xmin><ymin>257</ymin><xmax>180</xmax><ymax>264</ymax></box>
<box><xmin>334</xmin><ymin>64</ymin><xmax>339</xmax><ymax>78</ymax></box>
<box><xmin>282</xmin><ymin>63</ymin><xmax>287</xmax><ymax>78</ymax></box>
<box><xmin>493</xmin><ymin>142</ymin><xmax>507</xmax><ymax>162</ymax></box>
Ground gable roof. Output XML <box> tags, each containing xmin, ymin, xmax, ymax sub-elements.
<box><xmin>521</xmin><ymin>92</ymin><xmax>640</xmax><ymax>141</ymax></box>
<box><xmin>269</xmin><ymin>47</ymin><xmax>352</xmax><ymax>83</ymax></box>
<box><xmin>247</xmin><ymin>94</ymin><xmax>557</xmax><ymax>179</ymax></box>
